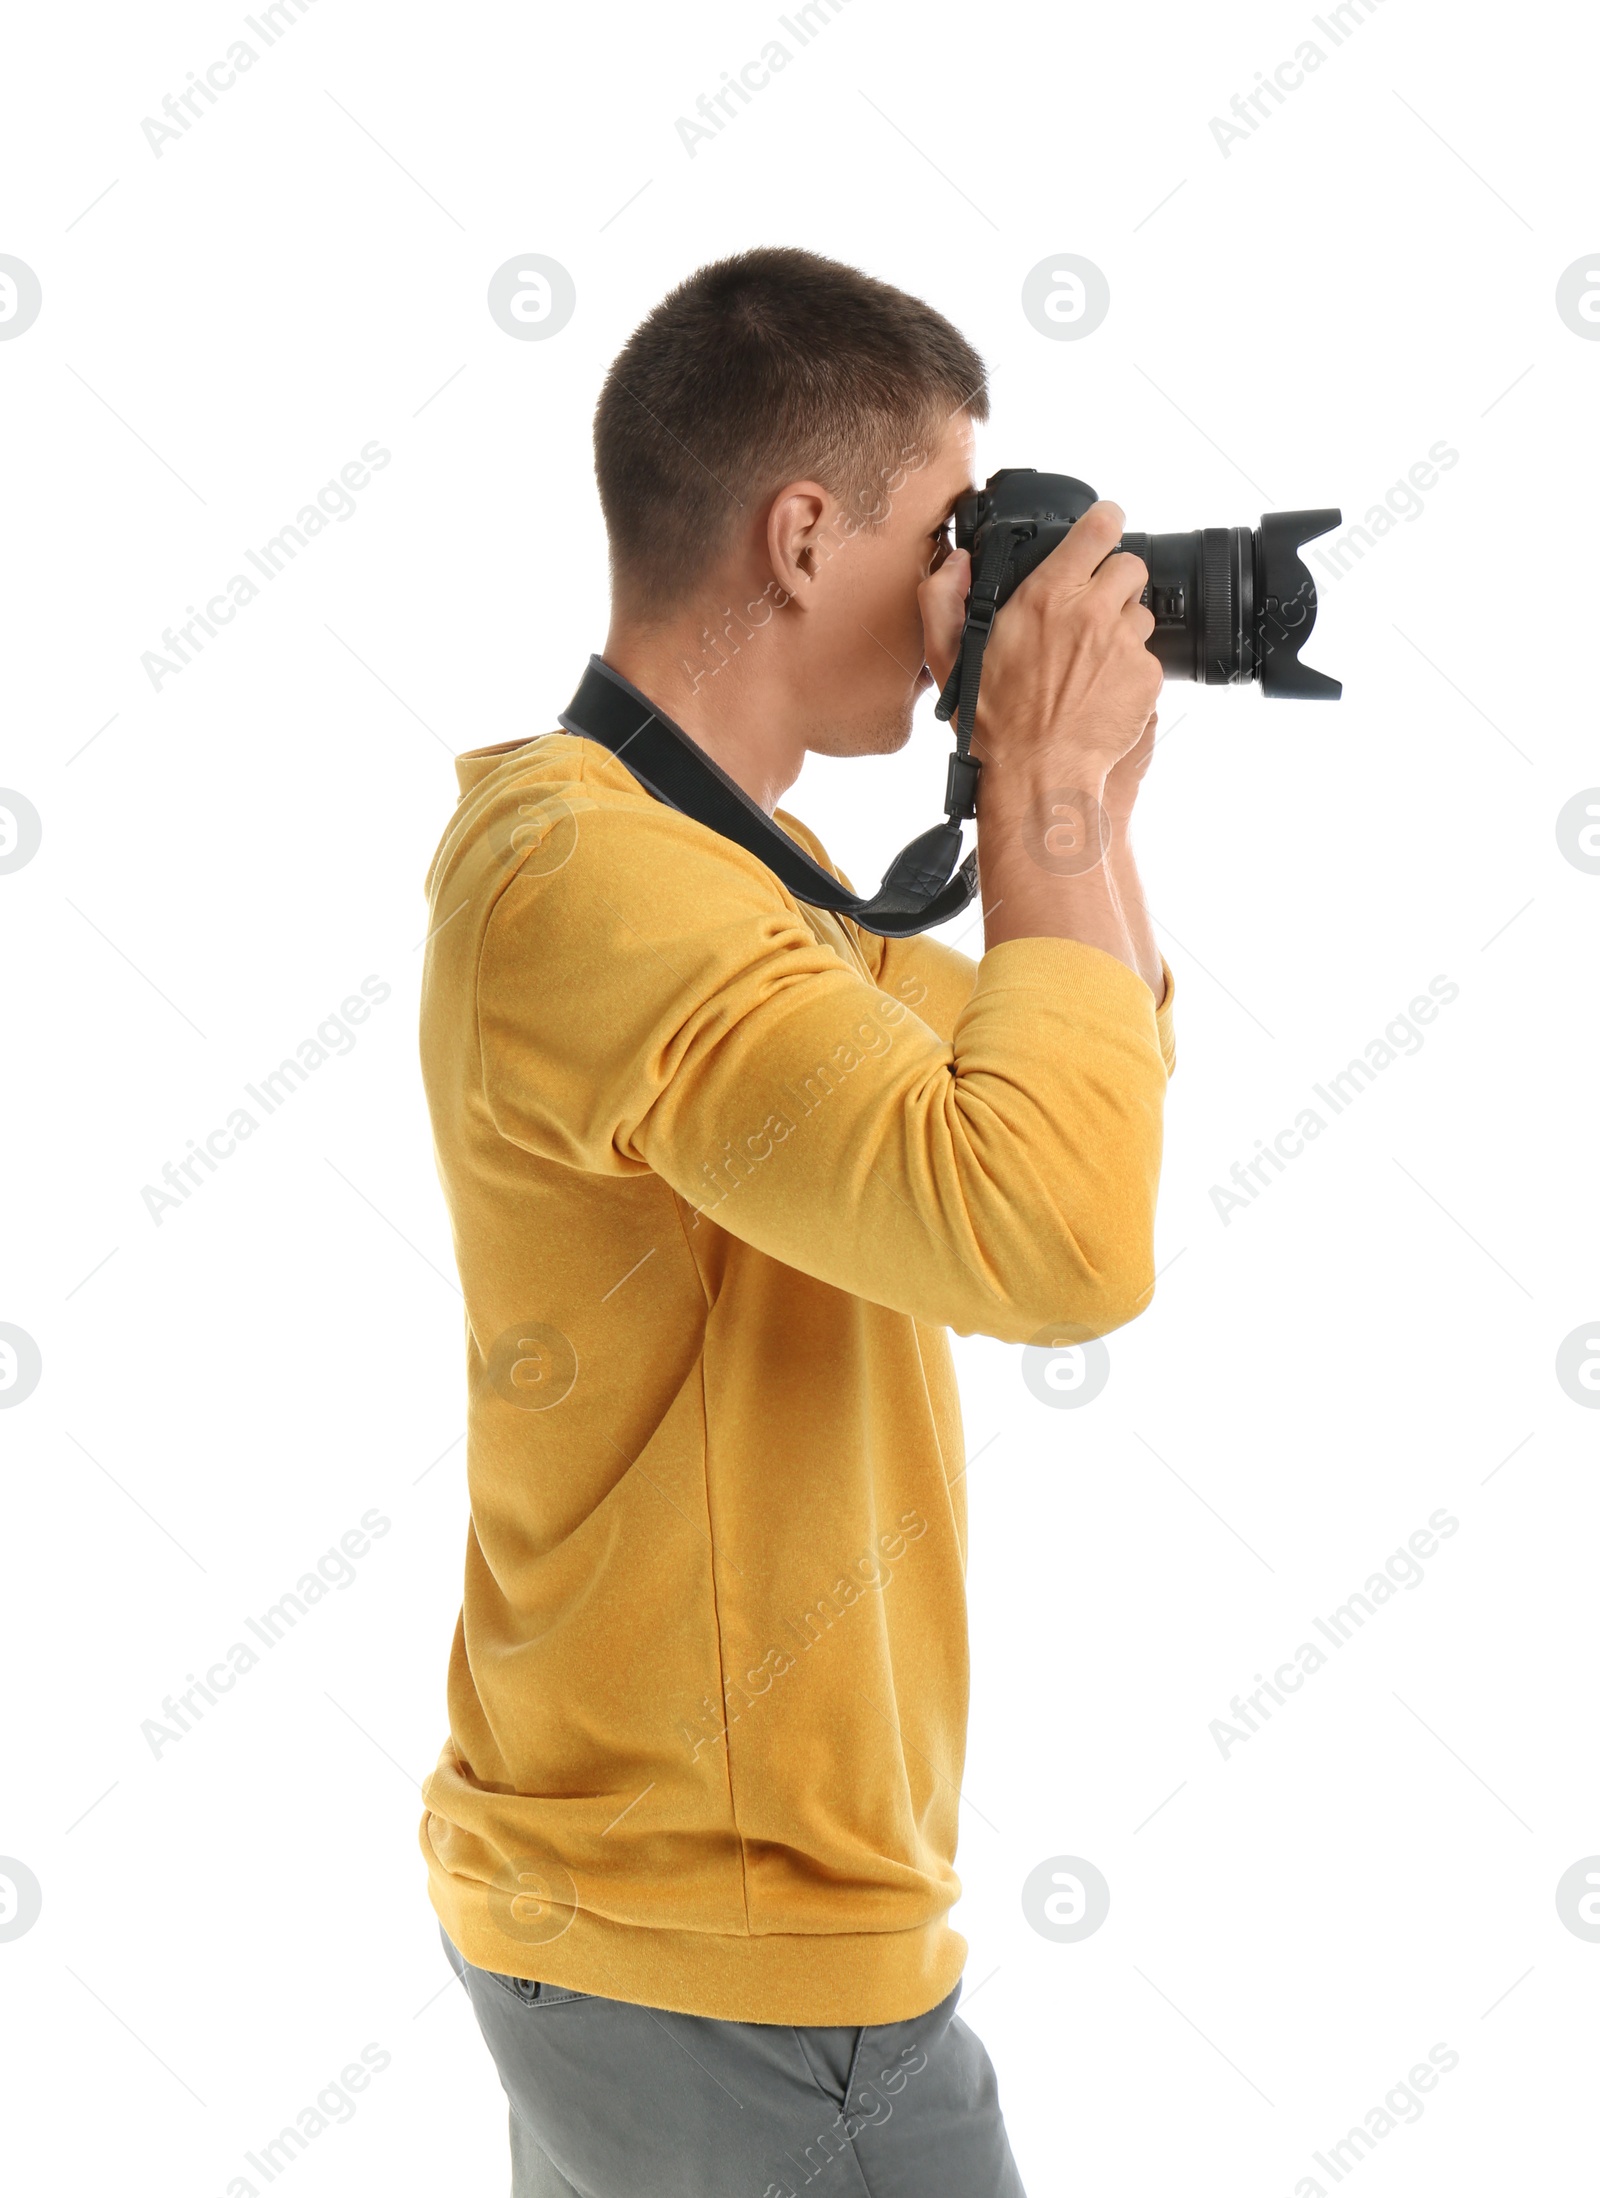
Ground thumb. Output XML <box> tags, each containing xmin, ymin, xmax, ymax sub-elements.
<box><xmin>917</xmin><ymin>547</ymin><xmax>970</xmax><ymax>691</ymax></box>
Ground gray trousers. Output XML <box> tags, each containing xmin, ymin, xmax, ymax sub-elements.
<box><xmin>440</xmin><ymin>1925</ymin><xmax>1028</xmax><ymax>2197</ymax></box>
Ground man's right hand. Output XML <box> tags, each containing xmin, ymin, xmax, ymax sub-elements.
<box><xmin>974</xmin><ymin>501</ymin><xmax>1164</xmax><ymax>781</ymax></box>
<box><xmin>973</xmin><ymin>500</ymin><xmax>1165</xmax><ymax>983</ymax></box>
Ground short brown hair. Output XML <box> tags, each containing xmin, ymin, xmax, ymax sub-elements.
<box><xmin>593</xmin><ymin>247</ymin><xmax>988</xmax><ymax>612</ymax></box>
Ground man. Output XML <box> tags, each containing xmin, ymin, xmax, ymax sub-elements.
<box><xmin>419</xmin><ymin>247</ymin><xmax>1173</xmax><ymax>2196</ymax></box>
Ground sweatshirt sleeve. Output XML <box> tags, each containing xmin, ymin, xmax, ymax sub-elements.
<box><xmin>778</xmin><ymin>807</ymin><xmax>1177</xmax><ymax>1071</ymax></box>
<box><xmin>866</xmin><ymin>931</ymin><xmax>982</xmax><ymax>1042</ymax></box>
<box><xmin>772</xmin><ymin>806</ymin><xmax>986</xmax><ymax>1044</ymax></box>
<box><xmin>475</xmin><ymin>804</ymin><xmax>1170</xmax><ymax>1347</ymax></box>
<box><xmin>869</xmin><ymin>932</ymin><xmax>1176</xmax><ymax>1074</ymax></box>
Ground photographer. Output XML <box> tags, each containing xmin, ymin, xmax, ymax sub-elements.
<box><xmin>420</xmin><ymin>246</ymin><xmax>1174</xmax><ymax>2197</ymax></box>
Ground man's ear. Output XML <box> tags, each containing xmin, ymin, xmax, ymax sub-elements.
<box><xmin>765</xmin><ymin>481</ymin><xmax>833</xmax><ymax>603</ymax></box>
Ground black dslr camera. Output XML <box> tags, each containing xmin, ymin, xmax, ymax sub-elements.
<box><xmin>559</xmin><ymin>470</ymin><xmax>1346</xmax><ymax>938</ymax></box>
<box><xmin>947</xmin><ymin>468</ymin><xmax>1342</xmax><ymax>701</ymax></box>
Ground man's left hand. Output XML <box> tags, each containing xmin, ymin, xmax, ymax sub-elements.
<box><xmin>916</xmin><ymin>546</ymin><xmax>971</xmax><ymax>692</ymax></box>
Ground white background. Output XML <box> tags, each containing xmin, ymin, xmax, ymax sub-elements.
<box><xmin>2</xmin><ymin>1</ymin><xmax>1597</xmax><ymax>2192</ymax></box>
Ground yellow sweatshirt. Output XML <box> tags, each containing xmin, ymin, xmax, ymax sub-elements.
<box><xmin>417</xmin><ymin>725</ymin><xmax>1175</xmax><ymax>2026</ymax></box>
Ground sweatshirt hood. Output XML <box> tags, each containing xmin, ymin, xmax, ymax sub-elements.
<box><xmin>454</xmin><ymin>734</ymin><xmax>541</xmax><ymax>800</ymax></box>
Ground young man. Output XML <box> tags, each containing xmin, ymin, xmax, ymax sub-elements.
<box><xmin>419</xmin><ymin>248</ymin><xmax>1173</xmax><ymax>2196</ymax></box>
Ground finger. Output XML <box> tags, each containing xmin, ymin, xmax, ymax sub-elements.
<box><xmin>917</xmin><ymin>546</ymin><xmax>970</xmax><ymax>688</ymax></box>
<box><xmin>1025</xmin><ymin>499</ymin><xmax>1126</xmax><ymax>598</ymax></box>
<box><xmin>1092</xmin><ymin>542</ymin><xmax>1152</xmax><ymax>616</ymax></box>
<box><xmin>1119</xmin><ymin>590</ymin><xmax>1157</xmax><ymax>644</ymax></box>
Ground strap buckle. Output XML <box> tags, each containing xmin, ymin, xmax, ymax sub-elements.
<box><xmin>961</xmin><ymin>587</ymin><xmax>1001</xmax><ymax>637</ymax></box>
<box><xmin>943</xmin><ymin>751</ymin><xmax>982</xmax><ymax>822</ymax></box>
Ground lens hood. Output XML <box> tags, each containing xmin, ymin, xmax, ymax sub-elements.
<box><xmin>1254</xmin><ymin>509</ymin><xmax>1342</xmax><ymax>699</ymax></box>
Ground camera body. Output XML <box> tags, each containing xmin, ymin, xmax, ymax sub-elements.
<box><xmin>953</xmin><ymin>469</ymin><xmax>1342</xmax><ymax>699</ymax></box>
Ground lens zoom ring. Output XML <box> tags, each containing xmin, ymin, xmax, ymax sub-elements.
<box><xmin>1200</xmin><ymin>528</ymin><xmax>1235</xmax><ymax>682</ymax></box>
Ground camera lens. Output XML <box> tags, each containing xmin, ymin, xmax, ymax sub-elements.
<box><xmin>954</xmin><ymin>472</ymin><xmax>1342</xmax><ymax>701</ymax></box>
<box><xmin>1118</xmin><ymin>528</ymin><xmax>1254</xmax><ymax>686</ymax></box>
<box><xmin>1117</xmin><ymin>512</ymin><xmax>1341</xmax><ymax>698</ymax></box>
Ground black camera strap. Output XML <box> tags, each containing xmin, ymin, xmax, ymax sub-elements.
<box><xmin>555</xmin><ymin>527</ymin><xmax>1034</xmax><ymax>939</ymax></box>
<box><xmin>558</xmin><ymin>656</ymin><xmax>982</xmax><ymax>938</ymax></box>
<box><xmin>933</xmin><ymin>517</ymin><xmax>1032</xmax><ymax>781</ymax></box>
